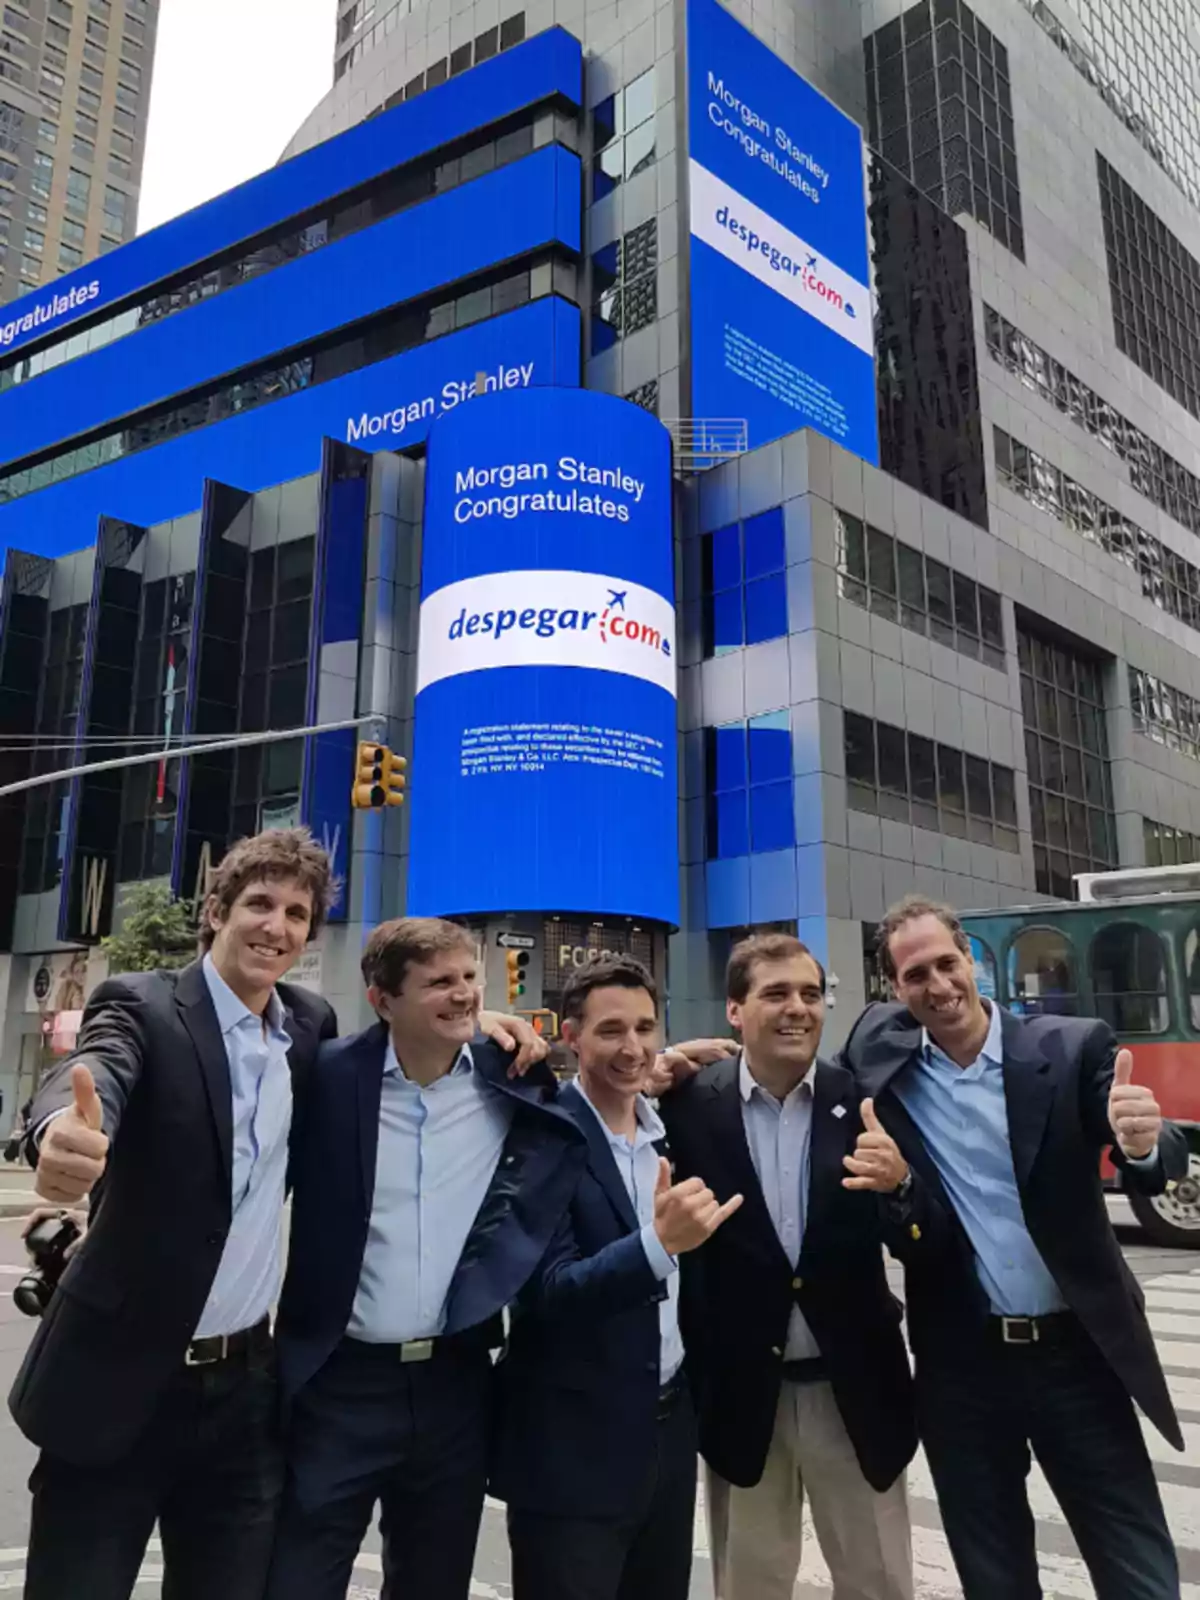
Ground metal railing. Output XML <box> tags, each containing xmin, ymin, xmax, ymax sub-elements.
<box><xmin>663</xmin><ymin>418</ymin><xmax>748</xmax><ymax>474</ymax></box>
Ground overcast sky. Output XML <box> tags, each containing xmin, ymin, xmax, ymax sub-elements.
<box><xmin>137</xmin><ymin>0</ymin><xmax>335</xmax><ymax>234</ymax></box>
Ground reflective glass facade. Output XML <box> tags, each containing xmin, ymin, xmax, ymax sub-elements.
<box><xmin>701</xmin><ymin>509</ymin><xmax>787</xmax><ymax>657</ymax></box>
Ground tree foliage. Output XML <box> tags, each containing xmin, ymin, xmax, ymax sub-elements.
<box><xmin>100</xmin><ymin>881</ymin><xmax>198</xmax><ymax>975</ymax></box>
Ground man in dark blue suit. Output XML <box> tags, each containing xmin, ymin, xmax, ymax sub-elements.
<box><xmin>493</xmin><ymin>955</ymin><xmax>743</xmax><ymax>1600</ymax></box>
<box><xmin>266</xmin><ymin>917</ymin><xmax>588</xmax><ymax>1600</ymax></box>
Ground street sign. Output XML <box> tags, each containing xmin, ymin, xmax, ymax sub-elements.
<box><xmin>497</xmin><ymin>932</ymin><xmax>536</xmax><ymax>950</ymax></box>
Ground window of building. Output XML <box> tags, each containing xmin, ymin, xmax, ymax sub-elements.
<box><xmin>865</xmin><ymin>0</ymin><xmax>1023</xmax><ymax>258</ymax></box>
<box><xmin>117</xmin><ymin>57</ymin><xmax>139</xmax><ymax>88</ymax></box>
<box><xmin>592</xmin><ymin>67</ymin><xmax>656</xmax><ymax>202</ymax></box>
<box><xmin>64</xmin><ymin>165</ymin><xmax>90</xmax><ymax>219</ymax></box>
<box><xmin>19</xmin><ymin>603</ymin><xmax>87</xmax><ymax>895</ymax></box>
<box><xmin>701</xmin><ymin>509</ymin><xmax>787</xmax><ymax>655</ymax></box>
<box><xmin>40</xmin><ymin>65</ymin><xmax>64</xmax><ymax>92</ymax></box>
<box><xmin>0</xmin><ymin>153</ymin><xmax>15</xmax><ymax>186</ymax></box>
<box><xmin>43</xmin><ymin>42</ymin><xmax>66</xmax><ymax>71</ymax></box>
<box><xmin>836</xmin><ymin>509</ymin><xmax>1004</xmax><ymax>669</ymax></box>
<box><xmin>591</xmin><ymin>217</ymin><xmax>657</xmax><ymax>353</ymax></box>
<box><xmin>85</xmin><ymin>13</ymin><xmax>105</xmax><ymax>40</ymax></box>
<box><xmin>78</xmin><ymin>86</ymin><xmax>101</xmax><ymax>115</ymax></box>
<box><xmin>60</xmin><ymin>217</ymin><xmax>84</xmax><ymax>248</ymax></box>
<box><xmin>57</xmin><ymin>240</ymin><xmax>82</xmax><ymax>270</ymax></box>
<box><xmin>1130</xmin><ymin>667</ymin><xmax>1200</xmax><ymax>763</ymax></box>
<box><xmin>46</xmin><ymin>17</ymin><xmax>70</xmax><ymax>46</ymax></box>
<box><xmin>624</xmin><ymin>379</ymin><xmax>658</xmax><ymax>415</ymax></box>
<box><xmin>1099</xmin><ymin>155</ymin><xmax>1200</xmax><ymax>423</ymax></box>
<box><xmin>18</xmin><ymin>253</ymin><xmax>38</xmax><ymax>280</ymax></box>
<box><xmin>706</xmin><ymin>711</ymin><xmax>794</xmax><ymax>858</ymax></box>
<box><xmin>1019</xmin><ymin>626</ymin><xmax>1114</xmax><ymax>897</ymax></box>
<box><xmin>844</xmin><ymin>709</ymin><xmax>1019</xmax><ymax>850</ymax></box>
<box><xmin>0</xmin><ymin>99</ymin><xmax>20</xmax><ymax>154</ymax></box>
<box><xmin>73</xmin><ymin>132</ymin><xmax>94</xmax><ymax>162</ymax></box>
<box><xmin>3</xmin><ymin>6</ymin><xmax>28</xmax><ymax>33</ymax></box>
<box><xmin>26</xmin><ymin>201</ymin><xmax>46</xmax><ymax>225</ymax></box>
<box><xmin>79</xmin><ymin>64</ymin><xmax>102</xmax><ymax>93</ymax></box>
<box><xmin>23</xmin><ymin>227</ymin><xmax>42</xmax><ymax>253</ymax></box>
<box><xmin>112</xmin><ymin>104</ymin><xmax>134</xmax><ymax>134</ymax></box>
<box><xmin>1007</xmin><ymin>925</ymin><xmax>1078</xmax><ymax>1016</ymax></box>
<box><xmin>115</xmin><ymin>82</ymin><xmax>137</xmax><ymax>112</ymax></box>
<box><xmin>109</xmin><ymin>150</ymin><xmax>130</xmax><ymax>179</ymax></box>
<box><xmin>123</xmin><ymin>15</ymin><xmax>144</xmax><ymax>46</ymax></box>
<box><xmin>76</xmin><ymin>110</ymin><xmax>98</xmax><ymax>141</ymax></box>
<box><xmin>82</xmin><ymin>40</ymin><xmax>104</xmax><ymax>69</ymax></box>
<box><xmin>1090</xmin><ymin>922</ymin><xmax>1169</xmax><ymax>1035</ymax></box>
<box><xmin>49</xmin><ymin>0</ymin><xmax>72</xmax><ymax>18</ymax></box>
<box><xmin>986</xmin><ymin>306</ymin><xmax>1200</xmax><ymax>541</ymax></box>
<box><xmin>1144</xmin><ymin>817</ymin><xmax>1199</xmax><ymax>868</ymax></box>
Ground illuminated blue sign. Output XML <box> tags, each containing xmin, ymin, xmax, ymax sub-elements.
<box><xmin>408</xmin><ymin>387</ymin><xmax>679</xmax><ymax>925</ymax></box>
<box><xmin>686</xmin><ymin>0</ymin><xmax>878</xmax><ymax>463</ymax></box>
<box><xmin>0</xmin><ymin>298</ymin><xmax>581</xmax><ymax>563</ymax></box>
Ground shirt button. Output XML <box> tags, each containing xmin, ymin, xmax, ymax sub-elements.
<box><xmin>207</xmin><ymin>1232</ymin><xmax>222</xmax><ymax>1246</ymax></box>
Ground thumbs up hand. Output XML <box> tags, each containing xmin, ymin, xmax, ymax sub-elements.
<box><xmin>1108</xmin><ymin>1049</ymin><xmax>1162</xmax><ymax>1161</ymax></box>
<box><xmin>35</xmin><ymin>1063</ymin><xmax>109</xmax><ymax>1205</ymax></box>
<box><xmin>653</xmin><ymin>1158</ymin><xmax>744</xmax><ymax>1255</ymax></box>
<box><xmin>843</xmin><ymin>1098</ymin><xmax>910</xmax><ymax>1192</ymax></box>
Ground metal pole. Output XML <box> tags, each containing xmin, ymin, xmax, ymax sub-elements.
<box><xmin>0</xmin><ymin>714</ymin><xmax>386</xmax><ymax>799</ymax></box>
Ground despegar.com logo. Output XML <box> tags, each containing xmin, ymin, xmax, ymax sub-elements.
<box><xmin>714</xmin><ymin>204</ymin><xmax>853</xmax><ymax>315</ymax></box>
<box><xmin>417</xmin><ymin>570</ymin><xmax>677</xmax><ymax>698</ymax></box>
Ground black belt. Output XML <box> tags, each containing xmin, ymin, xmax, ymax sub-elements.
<box><xmin>987</xmin><ymin>1311</ymin><xmax>1080</xmax><ymax>1349</ymax></box>
<box><xmin>342</xmin><ymin>1326</ymin><xmax>496</xmax><ymax>1365</ymax></box>
<box><xmin>780</xmin><ymin>1356</ymin><xmax>827</xmax><ymax>1384</ymax></box>
<box><xmin>657</xmin><ymin>1369</ymin><xmax>686</xmax><ymax>1420</ymax></box>
<box><xmin>185</xmin><ymin>1317</ymin><xmax>271</xmax><ymax>1369</ymax></box>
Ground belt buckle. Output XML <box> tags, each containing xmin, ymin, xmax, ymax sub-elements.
<box><xmin>400</xmin><ymin>1338</ymin><xmax>435</xmax><ymax>1364</ymax></box>
<box><xmin>1001</xmin><ymin>1316</ymin><xmax>1038</xmax><ymax>1345</ymax></box>
<box><xmin>185</xmin><ymin>1334</ymin><xmax>228</xmax><ymax>1368</ymax></box>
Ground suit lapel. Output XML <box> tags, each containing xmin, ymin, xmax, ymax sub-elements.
<box><xmin>174</xmin><ymin>960</ymin><xmax>234</xmax><ymax>1188</ymax></box>
<box><xmin>805</xmin><ymin>1062</ymin><xmax>853</xmax><ymax>1239</ymax></box>
<box><xmin>1000</xmin><ymin>1010</ymin><xmax>1056</xmax><ymax>1190</ymax></box>
<box><xmin>356</xmin><ymin>1023</ymin><xmax>389</xmax><ymax>1212</ymax></box>
<box><xmin>559</xmin><ymin>1080</ymin><xmax>638</xmax><ymax>1233</ymax></box>
<box><xmin>708</xmin><ymin>1058</ymin><xmax>793</xmax><ymax>1274</ymax></box>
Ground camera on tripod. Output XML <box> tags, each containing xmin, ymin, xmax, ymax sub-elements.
<box><xmin>14</xmin><ymin>1214</ymin><xmax>81</xmax><ymax>1317</ymax></box>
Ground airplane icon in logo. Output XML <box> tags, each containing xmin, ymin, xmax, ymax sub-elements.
<box><xmin>806</xmin><ymin>254</ymin><xmax>818</xmax><ymax>269</ymax></box>
<box><xmin>606</xmin><ymin>589</ymin><xmax>628</xmax><ymax>609</ymax></box>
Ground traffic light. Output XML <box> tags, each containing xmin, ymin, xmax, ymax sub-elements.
<box><xmin>505</xmin><ymin>950</ymin><xmax>529</xmax><ymax>1005</ymax></box>
<box><xmin>351</xmin><ymin>742</ymin><xmax>386</xmax><ymax>810</ymax></box>
<box><xmin>382</xmin><ymin>747</ymin><xmax>406</xmax><ymax>807</ymax></box>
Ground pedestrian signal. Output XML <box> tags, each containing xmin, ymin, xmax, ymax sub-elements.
<box><xmin>506</xmin><ymin>950</ymin><xmax>529</xmax><ymax>1005</ymax></box>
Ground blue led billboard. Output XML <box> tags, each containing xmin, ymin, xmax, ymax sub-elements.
<box><xmin>0</xmin><ymin>298</ymin><xmax>581</xmax><ymax>563</ymax></box>
<box><xmin>0</xmin><ymin>145</ymin><xmax>581</xmax><ymax>467</ymax></box>
<box><xmin>407</xmin><ymin>387</ymin><xmax>679</xmax><ymax>925</ymax></box>
<box><xmin>686</xmin><ymin>0</ymin><xmax>877</xmax><ymax>463</ymax></box>
<box><xmin>0</xmin><ymin>26</ymin><xmax>582</xmax><ymax>363</ymax></box>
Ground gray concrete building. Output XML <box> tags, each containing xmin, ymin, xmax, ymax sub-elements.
<box><xmin>0</xmin><ymin>0</ymin><xmax>157</xmax><ymax>308</ymax></box>
<box><xmin>286</xmin><ymin>0</ymin><xmax>1200</xmax><ymax>1044</ymax></box>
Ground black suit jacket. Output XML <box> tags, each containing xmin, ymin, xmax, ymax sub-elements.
<box><xmin>491</xmin><ymin>1081</ymin><xmax>675</xmax><ymax>1518</ymax></box>
<box><xmin>658</xmin><ymin>1055</ymin><xmax>917</xmax><ymax>1493</ymax></box>
<box><xmin>275</xmin><ymin>1022</ymin><xmax>588</xmax><ymax>1404</ymax></box>
<box><xmin>9</xmin><ymin>960</ymin><xmax>337</xmax><ymax>1467</ymax></box>
<box><xmin>840</xmin><ymin>1001</ymin><xmax>1187</xmax><ymax>1449</ymax></box>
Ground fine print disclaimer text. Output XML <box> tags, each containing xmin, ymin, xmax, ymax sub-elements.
<box><xmin>461</xmin><ymin>723</ymin><xmax>666</xmax><ymax>779</ymax></box>
<box><xmin>723</xmin><ymin>324</ymin><xmax>849</xmax><ymax>439</ymax></box>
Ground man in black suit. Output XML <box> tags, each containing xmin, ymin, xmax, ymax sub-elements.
<box><xmin>11</xmin><ymin>827</ymin><xmax>340</xmax><ymax>1600</ymax></box>
<box><xmin>658</xmin><ymin>932</ymin><xmax>915</xmax><ymax>1600</ymax></box>
<box><xmin>841</xmin><ymin>894</ymin><xmax>1185</xmax><ymax>1600</ymax></box>
<box><xmin>494</xmin><ymin>954</ymin><xmax>741</xmax><ymax>1600</ymax></box>
<box><xmin>267</xmin><ymin>916</ymin><xmax>594</xmax><ymax>1600</ymax></box>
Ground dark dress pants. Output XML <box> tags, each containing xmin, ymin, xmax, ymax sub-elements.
<box><xmin>24</xmin><ymin>1335</ymin><xmax>283</xmax><ymax>1600</ymax></box>
<box><xmin>917</xmin><ymin>1318</ymin><xmax>1178</xmax><ymax>1600</ymax></box>
<box><xmin>506</xmin><ymin>1384</ymin><xmax>697</xmax><ymax>1600</ymax></box>
<box><xmin>266</xmin><ymin>1337</ymin><xmax>493</xmax><ymax>1600</ymax></box>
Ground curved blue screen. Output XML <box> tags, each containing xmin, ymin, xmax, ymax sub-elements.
<box><xmin>407</xmin><ymin>386</ymin><xmax>680</xmax><ymax>925</ymax></box>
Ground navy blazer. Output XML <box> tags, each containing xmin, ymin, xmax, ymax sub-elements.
<box><xmin>840</xmin><ymin>1002</ymin><xmax>1188</xmax><ymax>1449</ymax></box>
<box><xmin>491</xmin><ymin>1081</ymin><xmax>682</xmax><ymax>1519</ymax></box>
<box><xmin>276</xmin><ymin>1023</ymin><xmax>586</xmax><ymax>1403</ymax></box>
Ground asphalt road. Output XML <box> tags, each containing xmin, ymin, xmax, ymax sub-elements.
<box><xmin>0</xmin><ymin>1205</ymin><xmax>1193</xmax><ymax>1597</ymax></box>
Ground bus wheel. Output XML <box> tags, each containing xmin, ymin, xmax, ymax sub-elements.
<box><xmin>1128</xmin><ymin>1150</ymin><xmax>1200</xmax><ymax>1248</ymax></box>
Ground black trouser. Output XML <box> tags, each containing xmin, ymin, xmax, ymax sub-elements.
<box><xmin>24</xmin><ymin>1329</ymin><xmax>282</xmax><ymax>1600</ymax></box>
<box><xmin>917</xmin><ymin>1317</ymin><xmax>1178</xmax><ymax>1600</ymax></box>
<box><xmin>266</xmin><ymin>1336</ymin><xmax>493</xmax><ymax>1600</ymax></box>
<box><xmin>506</xmin><ymin>1381</ymin><xmax>697</xmax><ymax>1600</ymax></box>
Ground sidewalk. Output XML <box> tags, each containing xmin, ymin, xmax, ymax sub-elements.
<box><xmin>0</xmin><ymin>1164</ymin><xmax>39</xmax><ymax>1218</ymax></box>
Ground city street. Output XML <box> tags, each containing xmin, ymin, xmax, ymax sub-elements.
<box><xmin>0</xmin><ymin>1204</ymin><xmax>1194</xmax><ymax>1595</ymax></box>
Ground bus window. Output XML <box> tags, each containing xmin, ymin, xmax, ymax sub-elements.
<box><xmin>1184</xmin><ymin>927</ymin><xmax>1200</xmax><ymax>1028</ymax></box>
<box><xmin>969</xmin><ymin>936</ymin><xmax>998</xmax><ymax>1002</ymax></box>
<box><xmin>1089</xmin><ymin>923</ymin><xmax>1168</xmax><ymax>1035</ymax></box>
<box><xmin>1007</xmin><ymin>927</ymin><xmax>1078</xmax><ymax>1016</ymax></box>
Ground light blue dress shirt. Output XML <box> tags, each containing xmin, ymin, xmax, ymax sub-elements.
<box><xmin>194</xmin><ymin>954</ymin><xmax>294</xmax><ymax>1339</ymax></box>
<box><xmin>739</xmin><ymin>1054</ymin><xmax>821</xmax><ymax>1359</ymax></box>
<box><xmin>349</xmin><ymin>1040</ymin><xmax>513</xmax><ymax>1344</ymax></box>
<box><xmin>894</xmin><ymin>1000</ymin><xmax>1067</xmax><ymax>1316</ymax></box>
<box><xmin>574</xmin><ymin>1081</ymin><xmax>683</xmax><ymax>1382</ymax></box>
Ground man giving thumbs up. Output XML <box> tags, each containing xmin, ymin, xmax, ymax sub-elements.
<box><xmin>33</xmin><ymin>1063</ymin><xmax>109</xmax><ymax>1205</ymax></box>
<box><xmin>1108</xmin><ymin>1048</ymin><xmax>1164</xmax><ymax>1160</ymax></box>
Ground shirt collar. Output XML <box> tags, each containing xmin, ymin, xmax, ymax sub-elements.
<box><xmin>738</xmin><ymin>1050</ymin><xmax>816</xmax><ymax>1105</ymax></box>
<box><xmin>385</xmin><ymin>1037</ymin><xmax>474</xmax><ymax>1083</ymax></box>
<box><xmin>921</xmin><ymin>998</ymin><xmax>1003</xmax><ymax>1070</ymax></box>
<box><xmin>573</xmin><ymin>1076</ymin><xmax>665</xmax><ymax>1147</ymax></box>
<box><xmin>202</xmin><ymin>952</ymin><xmax>286</xmax><ymax>1039</ymax></box>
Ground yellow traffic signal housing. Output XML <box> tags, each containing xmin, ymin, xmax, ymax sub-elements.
<box><xmin>382</xmin><ymin>748</ymin><xmax>407</xmax><ymax>807</ymax></box>
<box><xmin>505</xmin><ymin>950</ymin><xmax>529</xmax><ymax>1005</ymax></box>
<box><xmin>352</xmin><ymin>742</ymin><xmax>386</xmax><ymax>809</ymax></box>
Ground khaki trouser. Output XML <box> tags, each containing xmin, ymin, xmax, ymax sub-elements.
<box><xmin>706</xmin><ymin>1380</ymin><xmax>912</xmax><ymax>1600</ymax></box>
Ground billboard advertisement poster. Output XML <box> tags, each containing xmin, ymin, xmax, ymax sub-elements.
<box><xmin>686</xmin><ymin>0</ymin><xmax>878</xmax><ymax>464</ymax></box>
<box><xmin>408</xmin><ymin>387</ymin><xmax>679</xmax><ymax>925</ymax></box>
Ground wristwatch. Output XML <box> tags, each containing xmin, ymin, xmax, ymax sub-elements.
<box><xmin>894</xmin><ymin>1171</ymin><xmax>913</xmax><ymax>1200</ymax></box>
